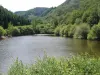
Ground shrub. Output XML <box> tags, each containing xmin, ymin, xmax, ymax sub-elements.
<box><xmin>0</xmin><ymin>26</ymin><xmax>6</xmax><ymax>36</ymax></box>
<box><xmin>18</xmin><ymin>26</ymin><xmax>35</xmax><ymax>35</ymax></box>
<box><xmin>7</xmin><ymin>23</ymin><xmax>14</xmax><ymax>36</ymax></box>
<box><xmin>88</xmin><ymin>24</ymin><xmax>100</xmax><ymax>40</ymax></box>
<box><xmin>36</xmin><ymin>24</ymin><xmax>54</xmax><ymax>34</ymax></box>
<box><xmin>63</xmin><ymin>25</ymin><xmax>71</xmax><ymax>37</ymax></box>
<box><xmin>12</xmin><ymin>27</ymin><xmax>20</xmax><ymax>36</ymax></box>
<box><xmin>74</xmin><ymin>23</ymin><xmax>90</xmax><ymax>39</ymax></box>
<box><xmin>59</xmin><ymin>25</ymin><xmax>67</xmax><ymax>36</ymax></box>
<box><xmin>8</xmin><ymin>58</ymin><xmax>26</xmax><ymax>75</ymax></box>
<box><xmin>68</xmin><ymin>25</ymin><xmax>76</xmax><ymax>37</ymax></box>
<box><xmin>17</xmin><ymin>26</ymin><xmax>25</xmax><ymax>35</ymax></box>
<box><xmin>60</xmin><ymin>26</ymin><xmax>65</xmax><ymax>36</ymax></box>
<box><xmin>24</xmin><ymin>26</ymin><xmax>35</xmax><ymax>35</ymax></box>
<box><xmin>55</xmin><ymin>25</ymin><xmax>74</xmax><ymax>37</ymax></box>
<box><xmin>8</xmin><ymin>54</ymin><xmax>100</xmax><ymax>75</ymax></box>
<box><xmin>54</xmin><ymin>25</ymin><xmax>62</xmax><ymax>36</ymax></box>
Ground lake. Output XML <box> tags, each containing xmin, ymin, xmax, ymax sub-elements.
<box><xmin>0</xmin><ymin>34</ymin><xmax>100</xmax><ymax>73</ymax></box>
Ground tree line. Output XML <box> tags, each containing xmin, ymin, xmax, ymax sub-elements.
<box><xmin>0</xmin><ymin>5</ymin><xmax>30</xmax><ymax>29</ymax></box>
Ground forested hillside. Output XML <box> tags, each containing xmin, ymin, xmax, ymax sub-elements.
<box><xmin>44</xmin><ymin>0</ymin><xmax>100</xmax><ymax>26</ymax></box>
<box><xmin>14</xmin><ymin>0</ymin><xmax>100</xmax><ymax>26</ymax></box>
<box><xmin>45</xmin><ymin>0</ymin><xmax>80</xmax><ymax>25</ymax></box>
<box><xmin>0</xmin><ymin>6</ymin><xmax>30</xmax><ymax>29</ymax></box>
<box><xmin>15</xmin><ymin>7</ymin><xmax>54</xmax><ymax>20</ymax></box>
<box><xmin>43</xmin><ymin>0</ymin><xmax>100</xmax><ymax>40</ymax></box>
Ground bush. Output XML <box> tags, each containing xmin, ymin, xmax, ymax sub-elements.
<box><xmin>8</xmin><ymin>54</ymin><xmax>100</xmax><ymax>75</ymax></box>
<box><xmin>18</xmin><ymin>26</ymin><xmax>35</xmax><ymax>35</ymax></box>
<box><xmin>24</xmin><ymin>26</ymin><xmax>35</xmax><ymax>35</ymax></box>
<box><xmin>55</xmin><ymin>25</ymin><xmax>75</xmax><ymax>37</ymax></box>
<box><xmin>0</xmin><ymin>26</ymin><xmax>6</xmax><ymax>36</ymax></box>
<box><xmin>87</xmin><ymin>24</ymin><xmax>100</xmax><ymax>40</ymax></box>
<box><xmin>59</xmin><ymin>25</ymin><xmax>71</xmax><ymax>37</ymax></box>
<box><xmin>12</xmin><ymin>27</ymin><xmax>20</xmax><ymax>36</ymax></box>
<box><xmin>17</xmin><ymin>26</ymin><xmax>26</xmax><ymax>35</ymax></box>
<box><xmin>60</xmin><ymin>26</ymin><xmax>65</xmax><ymax>36</ymax></box>
<box><xmin>7</xmin><ymin>23</ymin><xmax>14</xmax><ymax>36</ymax></box>
<box><xmin>68</xmin><ymin>25</ymin><xmax>76</xmax><ymax>38</ymax></box>
<box><xmin>63</xmin><ymin>25</ymin><xmax>71</xmax><ymax>37</ymax></box>
<box><xmin>36</xmin><ymin>24</ymin><xmax>54</xmax><ymax>34</ymax></box>
<box><xmin>74</xmin><ymin>23</ymin><xmax>90</xmax><ymax>39</ymax></box>
<box><xmin>54</xmin><ymin>25</ymin><xmax>62</xmax><ymax>36</ymax></box>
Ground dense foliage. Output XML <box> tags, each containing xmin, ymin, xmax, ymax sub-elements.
<box><xmin>54</xmin><ymin>23</ymin><xmax>91</xmax><ymax>39</ymax></box>
<box><xmin>44</xmin><ymin>0</ymin><xmax>100</xmax><ymax>26</ymax></box>
<box><xmin>8</xmin><ymin>54</ymin><xmax>100</xmax><ymax>75</ymax></box>
<box><xmin>35</xmin><ymin>24</ymin><xmax>54</xmax><ymax>34</ymax></box>
<box><xmin>74</xmin><ymin>24</ymin><xmax>90</xmax><ymax>39</ymax></box>
<box><xmin>0</xmin><ymin>26</ymin><xmax>6</xmax><ymax>36</ymax></box>
<box><xmin>88</xmin><ymin>23</ymin><xmax>100</xmax><ymax>40</ymax></box>
<box><xmin>7</xmin><ymin>25</ymin><xmax>35</xmax><ymax>36</ymax></box>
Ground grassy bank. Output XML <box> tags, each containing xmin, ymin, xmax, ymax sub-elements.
<box><xmin>7</xmin><ymin>54</ymin><xmax>100</xmax><ymax>75</ymax></box>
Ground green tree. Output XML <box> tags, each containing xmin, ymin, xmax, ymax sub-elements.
<box><xmin>12</xmin><ymin>27</ymin><xmax>20</xmax><ymax>36</ymax></box>
<box><xmin>74</xmin><ymin>23</ymin><xmax>90</xmax><ymax>39</ymax></box>
<box><xmin>88</xmin><ymin>23</ymin><xmax>100</xmax><ymax>40</ymax></box>
<box><xmin>68</xmin><ymin>25</ymin><xmax>76</xmax><ymax>38</ymax></box>
<box><xmin>0</xmin><ymin>26</ymin><xmax>6</xmax><ymax>36</ymax></box>
<box><xmin>54</xmin><ymin>25</ymin><xmax>62</xmax><ymax>36</ymax></box>
<box><xmin>7</xmin><ymin>22</ymin><xmax>14</xmax><ymax>36</ymax></box>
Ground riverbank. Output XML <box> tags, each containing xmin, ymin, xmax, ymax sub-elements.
<box><xmin>0</xmin><ymin>36</ymin><xmax>7</xmax><ymax>40</ymax></box>
<box><xmin>54</xmin><ymin>23</ymin><xmax>100</xmax><ymax>40</ymax></box>
<box><xmin>7</xmin><ymin>54</ymin><xmax>100</xmax><ymax>75</ymax></box>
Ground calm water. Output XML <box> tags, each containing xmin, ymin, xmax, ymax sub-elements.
<box><xmin>0</xmin><ymin>34</ymin><xmax>100</xmax><ymax>73</ymax></box>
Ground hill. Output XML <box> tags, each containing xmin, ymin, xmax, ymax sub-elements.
<box><xmin>15</xmin><ymin>7</ymin><xmax>55</xmax><ymax>20</ymax></box>
<box><xmin>45</xmin><ymin>0</ymin><xmax>100</xmax><ymax>26</ymax></box>
<box><xmin>15</xmin><ymin>0</ymin><xmax>100</xmax><ymax>27</ymax></box>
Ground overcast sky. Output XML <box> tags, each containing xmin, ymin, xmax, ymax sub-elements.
<box><xmin>0</xmin><ymin>0</ymin><xmax>66</xmax><ymax>12</ymax></box>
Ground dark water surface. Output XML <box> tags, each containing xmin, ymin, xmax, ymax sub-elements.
<box><xmin>0</xmin><ymin>34</ymin><xmax>100</xmax><ymax>73</ymax></box>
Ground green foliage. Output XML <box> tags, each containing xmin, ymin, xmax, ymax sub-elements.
<box><xmin>59</xmin><ymin>25</ymin><xmax>65</xmax><ymax>36</ymax></box>
<box><xmin>54</xmin><ymin>25</ymin><xmax>63</xmax><ymax>36</ymax></box>
<box><xmin>7</xmin><ymin>24</ymin><xmax>35</xmax><ymax>36</ymax></box>
<box><xmin>88</xmin><ymin>23</ymin><xmax>100</xmax><ymax>40</ymax></box>
<box><xmin>82</xmin><ymin>9</ymin><xmax>99</xmax><ymax>26</ymax></box>
<box><xmin>12</xmin><ymin>27</ymin><xmax>20</xmax><ymax>36</ymax></box>
<box><xmin>74</xmin><ymin>24</ymin><xmax>90</xmax><ymax>39</ymax></box>
<box><xmin>0</xmin><ymin>26</ymin><xmax>6</xmax><ymax>36</ymax></box>
<box><xmin>59</xmin><ymin>25</ymin><xmax>71</xmax><ymax>37</ymax></box>
<box><xmin>63</xmin><ymin>25</ymin><xmax>71</xmax><ymax>37</ymax></box>
<box><xmin>68</xmin><ymin>25</ymin><xmax>77</xmax><ymax>37</ymax></box>
<box><xmin>45</xmin><ymin>0</ymin><xmax>80</xmax><ymax>24</ymax></box>
<box><xmin>7</xmin><ymin>23</ymin><xmax>14</xmax><ymax>36</ymax></box>
<box><xmin>8</xmin><ymin>54</ymin><xmax>100</xmax><ymax>75</ymax></box>
<box><xmin>43</xmin><ymin>0</ymin><xmax>100</xmax><ymax>26</ymax></box>
<box><xmin>17</xmin><ymin>26</ymin><xmax>35</xmax><ymax>35</ymax></box>
<box><xmin>31</xmin><ymin>18</ymin><xmax>43</xmax><ymax>32</ymax></box>
<box><xmin>8</xmin><ymin>58</ymin><xmax>26</xmax><ymax>75</ymax></box>
<box><xmin>55</xmin><ymin>25</ymin><xmax>74</xmax><ymax>37</ymax></box>
<box><xmin>36</xmin><ymin>24</ymin><xmax>54</xmax><ymax>34</ymax></box>
<box><xmin>70</xmin><ymin>10</ymin><xmax>83</xmax><ymax>24</ymax></box>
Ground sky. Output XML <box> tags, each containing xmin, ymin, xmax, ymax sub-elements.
<box><xmin>0</xmin><ymin>0</ymin><xmax>66</xmax><ymax>12</ymax></box>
